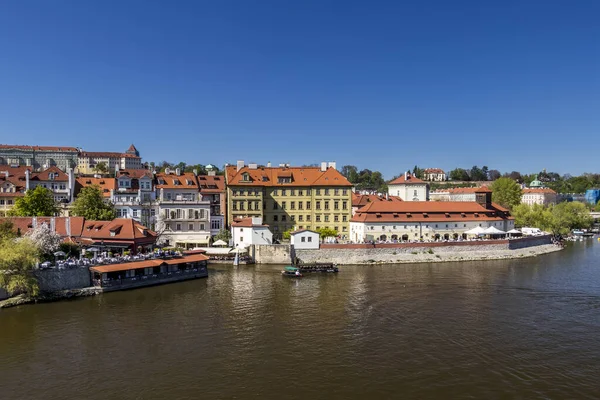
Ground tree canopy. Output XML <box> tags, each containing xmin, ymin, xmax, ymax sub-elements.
<box><xmin>316</xmin><ymin>227</ymin><xmax>338</xmax><ymax>238</ymax></box>
<box><xmin>71</xmin><ymin>185</ymin><xmax>116</xmax><ymax>221</ymax></box>
<box><xmin>490</xmin><ymin>177</ymin><xmax>523</xmax><ymax>209</ymax></box>
<box><xmin>340</xmin><ymin>165</ymin><xmax>387</xmax><ymax>193</ymax></box>
<box><xmin>0</xmin><ymin>236</ymin><xmax>40</xmax><ymax>297</ymax></box>
<box><xmin>213</xmin><ymin>229</ymin><xmax>232</xmax><ymax>243</ymax></box>
<box><xmin>9</xmin><ymin>186</ymin><xmax>58</xmax><ymax>217</ymax></box>
<box><xmin>512</xmin><ymin>202</ymin><xmax>593</xmax><ymax>235</ymax></box>
<box><xmin>93</xmin><ymin>162</ymin><xmax>109</xmax><ymax>174</ymax></box>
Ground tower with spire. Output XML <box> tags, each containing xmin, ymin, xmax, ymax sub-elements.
<box><xmin>126</xmin><ymin>144</ymin><xmax>140</xmax><ymax>157</ymax></box>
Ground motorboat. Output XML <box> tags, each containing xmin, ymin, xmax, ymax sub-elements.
<box><xmin>282</xmin><ymin>266</ymin><xmax>302</xmax><ymax>277</ymax></box>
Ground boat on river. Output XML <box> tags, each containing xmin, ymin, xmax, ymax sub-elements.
<box><xmin>282</xmin><ymin>266</ymin><xmax>302</xmax><ymax>277</ymax></box>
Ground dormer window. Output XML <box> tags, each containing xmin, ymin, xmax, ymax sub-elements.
<box><xmin>242</xmin><ymin>173</ymin><xmax>251</xmax><ymax>182</ymax></box>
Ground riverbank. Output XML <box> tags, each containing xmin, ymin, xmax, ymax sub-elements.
<box><xmin>0</xmin><ymin>287</ymin><xmax>101</xmax><ymax>309</ymax></box>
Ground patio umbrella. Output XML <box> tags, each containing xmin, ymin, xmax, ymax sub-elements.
<box><xmin>212</xmin><ymin>239</ymin><xmax>228</xmax><ymax>247</ymax></box>
<box><xmin>464</xmin><ymin>226</ymin><xmax>486</xmax><ymax>235</ymax></box>
<box><xmin>53</xmin><ymin>251</ymin><xmax>67</xmax><ymax>257</ymax></box>
<box><xmin>506</xmin><ymin>229</ymin><xmax>521</xmax><ymax>234</ymax></box>
<box><xmin>483</xmin><ymin>226</ymin><xmax>506</xmax><ymax>235</ymax></box>
<box><xmin>86</xmin><ymin>247</ymin><xmax>100</xmax><ymax>252</ymax></box>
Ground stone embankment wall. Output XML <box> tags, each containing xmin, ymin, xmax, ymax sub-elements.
<box><xmin>34</xmin><ymin>268</ymin><xmax>91</xmax><ymax>293</ymax></box>
<box><xmin>296</xmin><ymin>235</ymin><xmax>557</xmax><ymax>265</ymax></box>
<box><xmin>253</xmin><ymin>244</ymin><xmax>292</xmax><ymax>264</ymax></box>
<box><xmin>0</xmin><ymin>287</ymin><xmax>8</xmax><ymax>301</ymax></box>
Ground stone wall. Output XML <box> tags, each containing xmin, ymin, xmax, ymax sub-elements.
<box><xmin>253</xmin><ymin>244</ymin><xmax>292</xmax><ymax>264</ymax></box>
<box><xmin>34</xmin><ymin>268</ymin><xmax>92</xmax><ymax>293</ymax></box>
<box><xmin>508</xmin><ymin>235</ymin><xmax>552</xmax><ymax>249</ymax></box>
<box><xmin>0</xmin><ymin>287</ymin><xmax>8</xmax><ymax>301</ymax></box>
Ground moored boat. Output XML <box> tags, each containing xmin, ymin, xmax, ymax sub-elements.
<box><xmin>282</xmin><ymin>266</ymin><xmax>302</xmax><ymax>277</ymax></box>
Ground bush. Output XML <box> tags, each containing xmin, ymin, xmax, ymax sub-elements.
<box><xmin>427</xmin><ymin>249</ymin><xmax>434</xmax><ymax>254</ymax></box>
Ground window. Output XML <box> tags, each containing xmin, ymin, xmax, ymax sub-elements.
<box><xmin>316</xmin><ymin>201</ymin><xmax>321</xmax><ymax>210</ymax></box>
<box><xmin>290</xmin><ymin>189</ymin><xmax>295</xmax><ymax>196</ymax></box>
<box><xmin>316</xmin><ymin>189</ymin><xmax>321</xmax><ymax>195</ymax></box>
<box><xmin>176</xmin><ymin>209</ymin><xmax>182</xmax><ymax>219</ymax></box>
<box><xmin>342</xmin><ymin>216</ymin><xmax>347</xmax><ymax>222</ymax></box>
<box><xmin>308</xmin><ymin>237</ymin><xmax>312</xmax><ymax>242</ymax></box>
<box><xmin>282</xmin><ymin>215</ymin><xmax>287</xmax><ymax>221</ymax></box>
<box><xmin>273</xmin><ymin>190</ymin><xmax>278</xmax><ymax>196</ymax></box>
<box><xmin>273</xmin><ymin>202</ymin><xmax>278</xmax><ymax>210</ymax></box>
<box><xmin>291</xmin><ymin>215</ymin><xmax>295</xmax><ymax>221</ymax></box>
<box><xmin>306</xmin><ymin>215</ymin><xmax>311</xmax><ymax>221</ymax></box>
<box><xmin>325</xmin><ymin>215</ymin><xmax>329</xmax><ymax>222</ymax></box>
<box><xmin>290</xmin><ymin>201</ymin><xmax>295</xmax><ymax>210</ymax></box>
<box><xmin>334</xmin><ymin>189</ymin><xmax>339</xmax><ymax>196</ymax></box>
<box><xmin>188</xmin><ymin>223</ymin><xmax>194</xmax><ymax>231</ymax></box>
<box><xmin>334</xmin><ymin>201</ymin><xmax>339</xmax><ymax>210</ymax></box>
<box><xmin>200</xmin><ymin>224</ymin><xmax>205</xmax><ymax>230</ymax></box>
<box><xmin>176</xmin><ymin>223</ymin><xmax>182</xmax><ymax>231</ymax></box>
<box><xmin>343</xmin><ymin>189</ymin><xmax>347</xmax><ymax>195</ymax></box>
<box><xmin>306</xmin><ymin>201</ymin><xmax>311</xmax><ymax>210</ymax></box>
<box><xmin>301</xmin><ymin>237</ymin><xmax>306</xmax><ymax>242</ymax></box>
<box><xmin>299</xmin><ymin>215</ymin><xmax>303</xmax><ymax>221</ymax></box>
<box><xmin>282</xmin><ymin>189</ymin><xmax>286</xmax><ymax>196</ymax></box>
<box><xmin>133</xmin><ymin>210</ymin><xmax>138</xmax><ymax>217</ymax></box>
<box><xmin>414</xmin><ymin>190</ymin><xmax>417</xmax><ymax>196</ymax></box>
<box><xmin>240</xmin><ymin>237</ymin><xmax>244</xmax><ymax>242</ymax></box>
<box><xmin>316</xmin><ymin>215</ymin><xmax>321</xmax><ymax>222</ymax></box>
<box><xmin>325</xmin><ymin>201</ymin><xmax>329</xmax><ymax>210</ymax></box>
<box><xmin>334</xmin><ymin>215</ymin><xmax>339</xmax><ymax>222</ymax></box>
<box><xmin>239</xmin><ymin>202</ymin><xmax>245</xmax><ymax>211</ymax></box>
<box><xmin>282</xmin><ymin>201</ymin><xmax>286</xmax><ymax>209</ymax></box>
<box><xmin>232</xmin><ymin>202</ymin><xmax>238</xmax><ymax>211</ymax></box>
<box><xmin>342</xmin><ymin>201</ymin><xmax>347</xmax><ymax>210</ymax></box>
<box><xmin>298</xmin><ymin>202</ymin><xmax>303</xmax><ymax>210</ymax></box>
<box><xmin>273</xmin><ymin>215</ymin><xmax>278</xmax><ymax>221</ymax></box>
<box><xmin>325</xmin><ymin>189</ymin><xmax>330</xmax><ymax>195</ymax></box>
<box><xmin>298</xmin><ymin>190</ymin><xmax>303</xmax><ymax>196</ymax></box>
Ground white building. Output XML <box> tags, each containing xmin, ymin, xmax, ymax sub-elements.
<box><xmin>521</xmin><ymin>188</ymin><xmax>557</xmax><ymax>206</ymax></box>
<box><xmin>77</xmin><ymin>145</ymin><xmax>142</xmax><ymax>174</ymax></box>
<box><xmin>423</xmin><ymin>168</ymin><xmax>447</xmax><ymax>182</ymax></box>
<box><xmin>26</xmin><ymin>166</ymin><xmax>75</xmax><ymax>204</ymax></box>
<box><xmin>231</xmin><ymin>217</ymin><xmax>273</xmax><ymax>248</ymax></box>
<box><xmin>290</xmin><ymin>229</ymin><xmax>320</xmax><ymax>249</ymax></box>
<box><xmin>111</xmin><ymin>169</ymin><xmax>157</xmax><ymax>228</ymax></box>
<box><xmin>350</xmin><ymin>193</ymin><xmax>514</xmax><ymax>242</ymax></box>
<box><xmin>0</xmin><ymin>144</ymin><xmax>79</xmax><ymax>171</ymax></box>
<box><xmin>154</xmin><ymin>169</ymin><xmax>212</xmax><ymax>248</ymax></box>
<box><xmin>387</xmin><ymin>172</ymin><xmax>429</xmax><ymax>201</ymax></box>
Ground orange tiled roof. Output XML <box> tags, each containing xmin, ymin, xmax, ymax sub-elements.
<box><xmin>388</xmin><ymin>174</ymin><xmax>425</xmax><ymax>185</ymax></box>
<box><xmin>231</xmin><ymin>217</ymin><xmax>269</xmax><ymax>227</ymax></box>
<box><xmin>352</xmin><ymin>193</ymin><xmax>403</xmax><ymax>207</ymax></box>
<box><xmin>197</xmin><ymin>175</ymin><xmax>225</xmax><ymax>193</ymax></box>
<box><xmin>424</xmin><ymin>168</ymin><xmax>445</xmax><ymax>174</ymax></box>
<box><xmin>0</xmin><ymin>144</ymin><xmax>78</xmax><ymax>152</ymax></box>
<box><xmin>82</xmin><ymin>218</ymin><xmax>156</xmax><ymax>240</ymax></box>
<box><xmin>75</xmin><ymin>177</ymin><xmax>117</xmax><ymax>197</ymax></box>
<box><xmin>351</xmin><ymin>201</ymin><xmax>512</xmax><ymax>223</ymax></box>
<box><xmin>117</xmin><ymin>169</ymin><xmax>152</xmax><ymax>179</ymax></box>
<box><xmin>447</xmin><ymin>187</ymin><xmax>492</xmax><ymax>194</ymax></box>
<box><xmin>155</xmin><ymin>172</ymin><xmax>198</xmax><ymax>189</ymax></box>
<box><xmin>80</xmin><ymin>151</ymin><xmax>139</xmax><ymax>159</ymax></box>
<box><xmin>226</xmin><ymin>165</ymin><xmax>352</xmax><ymax>187</ymax></box>
<box><xmin>5</xmin><ymin>217</ymin><xmax>86</xmax><ymax>238</ymax></box>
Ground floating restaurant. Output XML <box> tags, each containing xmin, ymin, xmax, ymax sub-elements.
<box><xmin>90</xmin><ymin>252</ymin><xmax>208</xmax><ymax>291</ymax></box>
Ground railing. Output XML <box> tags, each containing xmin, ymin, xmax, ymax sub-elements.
<box><xmin>97</xmin><ymin>267</ymin><xmax>207</xmax><ymax>287</ymax></box>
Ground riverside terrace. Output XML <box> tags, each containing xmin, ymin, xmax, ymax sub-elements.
<box><xmin>89</xmin><ymin>251</ymin><xmax>208</xmax><ymax>291</ymax></box>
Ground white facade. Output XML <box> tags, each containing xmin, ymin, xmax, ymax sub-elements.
<box><xmin>26</xmin><ymin>168</ymin><xmax>75</xmax><ymax>203</ymax></box>
<box><xmin>290</xmin><ymin>230</ymin><xmax>320</xmax><ymax>249</ymax></box>
<box><xmin>423</xmin><ymin>169</ymin><xmax>447</xmax><ymax>182</ymax></box>
<box><xmin>350</xmin><ymin>219</ymin><xmax>515</xmax><ymax>243</ymax></box>
<box><xmin>521</xmin><ymin>190</ymin><xmax>557</xmax><ymax>206</ymax></box>
<box><xmin>231</xmin><ymin>217</ymin><xmax>273</xmax><ymax>248</ymax></box>
<box><xmin>388</xmin><ymin>183</ymin><xmax>429</xmax><ymax>201</ymax></box>
<box><xmin>429</xmin><ymin>191</ymin><xmax>450</xmax><ymax>202</ymax></box>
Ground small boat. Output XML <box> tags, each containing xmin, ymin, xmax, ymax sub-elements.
<box><xmin>282</xmin><ymin>266</ymin><xmax>302</xmax><ymax>277</ymax></box>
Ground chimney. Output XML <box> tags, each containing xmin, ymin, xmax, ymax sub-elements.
<box><xmin>321</xmin><ymin>162</ymin><xmax>327</xmax><ymax>172</ymax></box>
<box><xmin>249</xmin><ymin>163</ymin><xmax>258</xmax><ymax>170</ymax></box>
<box><xmin>208</xmin><ymin>170</ymin><xmax>216</xmax><ymax>176</ymax></box>
<box><xmin>175</xmin><ymin>168</ymin><xmax>181</xmax><ymax>176</ymax></box>
<box><xmin>32</xmin><ymin>216</ymin><xmax>37</xmax><ymax>228</ymax></box>
<box><xmin>3</xmin><ymin>171</ymin><xmax>8</xmax><ymax>178</ymax></box>
<box><xmin>66</xmin><ymin>217</ymin><xmax>71</xmax><ymax>237</ymax></box>
<box><xmin>193</xmin><ymin>169</ymin><xmax>198</xmax><ymax>176</ymax></box>
<box><xmin>404</xmin><ymin>171</ymin><xmax>407</xmax><ymax>180</ymax></box>
<box><xmin>236</xmin><ymin>160</ymin><xmax>244</xmax><ymax>172</ymax></box>
<box><xmin>25</xmin><ymin>169</ymin><xmax>30</xmax><ymax>190</ymax></box>
<box><xmin>328</xmin><ymin>161</ymin><xmax>337</xmax><ymax>170</ymax></box>
<box><xmin>50</xmin><ymin>217</ymin><xmax>56</xmax><ymax>233</ymax></box>
<box><xmin>68</xmin><ymin>168</ymin><xmax>74</xmax><ymax>202</ymax></box>
<box><xmin>267</xmin><ymin>161</ymin><xmax>271</xmax><ymax>168</ymax></box>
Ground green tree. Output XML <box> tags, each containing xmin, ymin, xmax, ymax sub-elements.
<box><xmin>341</xmin><ymin>165</ymin><xmax>359</xmax><ymax>183</ymax></box>
<box><xmin>282</xmin><ymin>229</ymin><xmax>294</xmax><ymax>240</ymax></box>
<box><xmin>0</xmin><ymin>237</ymin><xmax>40</xmax><ymax>297</ymax></box>
<box><xmin>550</xmin><ymin>202</ymin><xmax>593</xmax><ymax>235</ymax></box>
<box><xmin>490</xmin><ymin>177</ymin><xmax>523</xmax><ymax>209</ymax></box>
<box><xmin>448</xmin><ymin>168</ymin><xmax>470</xmax><ymax>181</ymax></box>
<box><xmin>594</xmin><ymin>201</ymin><xmax>600</xmax><ymax>212</ymax></box>
<box><xmin>71</xmin><ymin>185</ymin><xmax>116</xmax><ymax>220</ymax></box>
<box><xmin>213</xmin><ymin>229</ymin><xmax>232</xmax><ymax>243</ymax></box>
<box><xmin>9</xmin><ymin>186</ymin><xmax>58</xmax><ymax>217</ymax></box>
<box><xmin>316</xmin><ymin>227</ymin><xmax>338</xmax><ymax>239</ymax></box>
<box><xmin>0</xmin><ymin>219</ymin><xmax>16</xmax><ymax>241</ymax></box>
<box><xmin>488</xmin><ymin>169</ymin><xmax>502</xmax><ymax>181</ymax></box>
<box><xmin>93</xmin><ymin>162</ymin><xmax>109</xmax><ymax>174</ymax></box>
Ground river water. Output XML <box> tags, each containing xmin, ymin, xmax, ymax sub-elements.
<box><xmin>2</xmin><ymin>241</ymin><xmax>600</xmax><ymax>399</ymax></box>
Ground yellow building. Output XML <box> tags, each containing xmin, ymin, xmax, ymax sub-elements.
<box><xmin>226</xmin><ymin>162</ymin><xmax>353</xmax><ymax>240</ymax></box>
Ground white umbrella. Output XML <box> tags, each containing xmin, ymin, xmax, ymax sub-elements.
<box><xmin>464</xmin><ymin>226</ymin><xmax>486</xmax><ymax>235</ymax></box>
<box><xmin>53</xmin><ymin>251</ymin><xmax>67</xmax><ymax>257</ymax></box>
<box><xmin>506</xmin><ymin>229</ymin><xmax>521</xmax><ymax>234</ymax></box>
<box><xmin>212</xmin><ymin>239</ymin><xmax>228</xmax><ymax>247</ymax></box>
<box><xmin>483</xmin><ymin>226</ymin><xmax>506</xmax><ymax>235</ymax></box>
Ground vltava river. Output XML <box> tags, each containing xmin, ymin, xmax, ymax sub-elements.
<box><xmin>2</xmin><ymin>241</ymin><xmax>600</xmax><ymax>399</ymax></box>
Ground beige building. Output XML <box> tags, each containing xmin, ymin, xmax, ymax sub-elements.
<box><xmin>423</xmin><ymin>168</ymin><xmax>447</xmax><ymax>182</ymax></box>
<box><xmin>77</xmin><ymin>144</ymin><xmax>142</xmax><ymax>174</ymax></box>
<box><xmin>226</xmin><ymin>161</ymin><xmax>353</xmax><ymax>240</ymax></box>
<box><xmin>521</xmin><ymin>188</ymin><xmax>557</xmax><ymax>206</ymax></box>
<box><xmin>0</xmin><ymin>144</ymin><xmax>78</xmax><ymax>171</ymax></box>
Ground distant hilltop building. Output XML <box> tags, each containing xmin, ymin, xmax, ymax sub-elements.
<box><xmin>423</xmin><ymin>168</ymin><xmax>447</xmax><ymax>182</ymax></box>
<box><xmin>387</xmin><ymin>172</ymin><xmax>429</xmax><ymax>201</ymax></box>
<box><xmin>77</xmin><ymin>144</ymin><xmax>142</xmax><ymax>174</ymax></box>
<box><xmin>0</xmin><ymin>144</ymin><xmax>79</xmax><ymax>171</ymax></box>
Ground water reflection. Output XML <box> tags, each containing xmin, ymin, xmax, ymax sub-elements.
<box><xmin>1</xmin><ymin>242</ymin><xmax>600</xmax><ymax>399</ymax></box>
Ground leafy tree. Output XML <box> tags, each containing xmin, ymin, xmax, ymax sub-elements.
<box><xmin>488</xmin><ymin>169</ymin><xmax>501</xmax><ymax>181</ymax></box>
<box><xmin>213</xmin><ymin>229</ymin><xmax>232</xmax><ymax>243</ymax></box>
<box><xmin>594</xmin><ymin>201</ymin><xmax>600</xmax><ymax>212</ymax></box>
<box><xmin>71</xmin><ymin>185</ymin><xmax>116</xmax><ymax>221</ymax></box>
<box><xmin>0</xmin><ymin>220</ymin><xmax>16</xmax><ymax>241</ymax></box>
<box><xmin>93</xmin><ymin>162</ymin><xmax>109</xmax><ymax>174</ymax></box>
<box><xmin>25</xmin><ymin>223</ymin><xmax>62</xmax><ymax>255</ymax></box>
<box><xmin>513</xmin><ymin>202</ymin><xmax>593</xmax><ymax>235</ymax></box>
<box><xmin>504</xmin><ymin>171</ymin><xmax>523</xmax><ymax>183</ymax></box>
<box><xmin>0</xmin><ymin>237</ymin><xmax>40</xmax><ymax>297</ymax></box>
<box><xmin>449</xmin><ymin>168</ymin><xmax>470</xmax><ymax>181</ymax></box>
<box><xmin>341</xmin><ymin>165</ymin><xmax>359</xmax><ymax>183</ymax></box>
<box><xmin>469</xmin><ymin>165</ymin><xmax>488</xmax><ymax>181</ymax></box>
<box><xmin>9</xmin><ymin>186</ymin><xmax>58</xmax><ymax>217</ymax></box>
<box><xmin>282</xmin><ymin>229</ymin><xmax>294</xmax><ymax>240</ymax></box>
<box><xmin>316</xmin><ymin>227</ymin><xmax>338</xmax><ymax>239</ymax></box>
<box><xmin>490</xmin><ymin>177</ymin><xmax>523</xmax><ymax>209</ymax></box>
<box><xmin>412</xmin><ymin>166</ymin><xmax>424</xmax><ymax>179</ymax></box>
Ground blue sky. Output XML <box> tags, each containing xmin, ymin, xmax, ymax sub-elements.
<box><xmin>0</xmin><ymin>0</ymin><xmax>598</xmax><ymax>178</ymax></box>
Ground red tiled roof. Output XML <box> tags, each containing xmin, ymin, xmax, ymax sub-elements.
<box><xmin>117</xmin><ymin>169</ymin><xmax>152</xmax><ymax>179</ymax></box>
<box><xmin>448</xmin><ymin>187</ymin><xmax>492</xmax><ymax>194</ymax></box>
<box><xmin>127</xmin><ymin>144</ymin><xmax>138</xmax><ymax>152</ymax></box>
<box><xmin>75</xmin><ymin>177</ymin><xmax>117</xmax><ymax>198</ymax></box>
<box><xmin>5</xmin><ymin>217</ymin><xmax>86</xmax><ymax>238</ymax></box>
<box><xmin>0</xmin><ymin>144</ymin><xmax>78</xmax><ymax>152</ymax></box>
<box><xmin>351</xmin><ymin>193</ymin><xmax>403</xmax><ymax>207</ymax></box>
<box><xmin>83</xmin><ymin>218</ymin><xmax>156</xmax><ymax>240</ymax></box>
<box><xmin>424</xmin><ymin>168</ymin><xmax>445</xmax><ymax>174</ymax></box>
<box><xmin>226</xmin><ymin>166</ymin><xmax>352</xmax><ymax>187</ymax></box>
<box><xmin>155</xmin><ymin>172</ymin><xmax>198</xmax><ymax>189</ymax></box>
<box><xmin>388</xmin><ymin>174</ymin><xmax>425</xmax><ymax>185</ymax></box>
<box><xmin>351</xmin><ymin>201</ymin><xmax>512</xmax><ymax>223</ymax></box>
<box><xmin>197</xmin><ymin>175</ymin><xmax>225</xmax><ymax>193</ymax></box>
<box><xmin>31</xmin><ymin>166</ymin><xmax>69</xmax><ymax>182</ymax></box>
<box><xmin>80</xmin><ymin>151</ymin><xmax>140</xmax><ymax>159</ymax></box>
<box><xmin>231</xmin><ymin>217</ymin><xmax>269</xmax><ymax>228</ymax></box>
